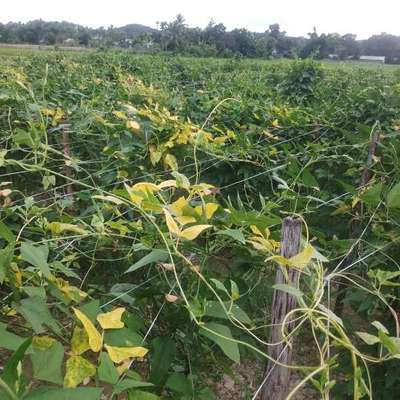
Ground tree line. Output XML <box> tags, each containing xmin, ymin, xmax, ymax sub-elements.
<box><xmin>1</xmin><ymin>15</ymin><xmax>400</xmax><ymax>63</ymax></box>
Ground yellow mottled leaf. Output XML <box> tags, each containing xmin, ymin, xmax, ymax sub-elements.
<box><xmin>164</xmin><ymin>153</ymin><xmax>178</xmax><ymax>171</ymax></box>
<box><xmin>64</xmin><ymin>355</ymin><xmax>96</xmax><ymax>388</ymax></box>
<box><xmin>71</xmin><ymin>326</ymin><xmax>90</xmax><ymax>355</ymax></box>
<box><xmin>105</xmin><ymin>345</ymin><xmax>148</xmax><ymax>364</ymax></box>
<box><xmin>32</xmin><ymin>336</ymin><xmax>55</xmax><ymax>350</ymax></box>
<box><xmin>113</xmin><ymin>110</ymin><xmax>128</xmax><ymax>120</ymax></box>
<box><xmin>149</xmin><ymin>145</ymin><xmax>162</xmax><ymax>166</ymax></box>
<box><xmin>179</xmin><ymin>225</ymin><xmax>212</xmax><ymax>241</ymax></box>
<box><xmin>195</xmin><ymin>203</ymin><xmax>219</xmax><ymax>220</ymax></box>
<box><xmin>164</xmin><ymin>209</ymin><xmax>180</xmax><ymax>236</ymax></box>
<box><xmin>47</xmin><ymin>222</ymin><xmax>87</xmax><ymax>235</ymax></box>
<box><xmin>72</xmin><ymin>308</ymin><xmax>102</xmax><ymax>352</ymax></box>
<box><xmin>97</xmin><ymin>307</ymin><xmax>125</xmax><ymax>330</ymax></box>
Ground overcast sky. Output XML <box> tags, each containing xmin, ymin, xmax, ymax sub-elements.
<box><xmin>2</xmin><ymin>0</ymin><xmax>399</xmax><ymax>39</ymax></box>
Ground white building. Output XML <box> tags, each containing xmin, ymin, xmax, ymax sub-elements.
<box><xmin>359</xmin><ymin>56</ymin><xmax>385</xmax><ymax>64</ymax></box>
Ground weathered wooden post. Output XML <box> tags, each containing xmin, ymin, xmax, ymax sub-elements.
<box><xmin>334</xmin><ymin>131</ymin><xmax>380</xmax><ymax>316</ymax></box>
<box><xmin>261</xmin><ymin>217</ymin><xmax>302</xmax><ymax>400</ymax></box>
<box><xmin>60</xmin><ymin>123</ymin><xmax>74</xmax><ymax>199</ymax></box>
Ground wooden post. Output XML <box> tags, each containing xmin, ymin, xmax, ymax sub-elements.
<box><xmin>60</xmin><ymin>123</ymin><xmax>74</xmax><ymax>199</ymax></box>
<box><xmin>261</xmin><ymin>217</ymin><xmax>302</xmax><ymax>400</ymax></box>
<box><xmin>334</xmin><ymin>131</ymin><xmax>380</xmax><ymax>316</ymax></box>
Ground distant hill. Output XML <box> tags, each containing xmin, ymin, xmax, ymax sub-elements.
<box><xmin>116</xmin><ymin>24</ymin><xmax>157</xmax><ymax>36</ymax></box>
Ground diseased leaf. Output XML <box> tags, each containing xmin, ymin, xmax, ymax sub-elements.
<box><xmin>105</xmin><ymin>344</ymin><xmax>148</xmax><ymax>363</ymax></box>
<box><xmin>97</xmin><ymin>307</ymin><xmax>125</xmax><ymax>330</ymax></box>
<box><xmin>72</xmin><ymin>308</ymin><xmax>102</xmax><ymax>352</ymax></box>
<box><xmin>179</xmin><ymin>225</ymin><xmax>212</xmax><ymax>240</ymax></box>
<box><xmin>64</xmin><ymin>355</ymin><xmax>96</xmax><ymax>388</ymax></box>
<box><xmin>71</xmin><ymin>326</ymin><xmax>90</xmax><ymax>356</ymax></box>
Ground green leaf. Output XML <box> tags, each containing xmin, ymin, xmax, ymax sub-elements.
<box><xmin>361</xmin><ymin>182</ymin><xmax>383</xmax><ymax>207</ymax></box>
<box><xmin>79</xmin><ymin>300</ymin><xmax>101</xmax><ymax>325</ymax></box>
<box><xmin>301</xmin><ymin>168</ymin><xmax>319</xmax><ymax>188</ymax></box>
<box><xmin>31</xmin><ymin>340</ymin><xmax>64</xmax><ymax>384</ymax></box>
<box><xmin>104</xmin><ymin>328</ymin><xmax>143</xmax><ymax>347</ymax></box>
<box><xmin>165</xmin><ymin>373</ymin><xmax>192</xmax><ymax>395</ymax></box>
<box><xmin>356</xmin><ymin>332</ymin><xmax>380</xmax><ymax>345</ymax></box>
<box><xmin>20</xmin><ymin>243</ymin><xmax>51</xmax><ymax>278</ymax></box>
<box><xmin>216</xmin><ymin>229</ymin><xmax>246</xmax><ymax>244</ymax></box>
<box><xmin>149</xmin><ymin>337</ymin><xmax>176</xmax><ymax>387</ymax></box>
<box><xmin>14</xmin><ymin>296</ymin><xmax>60</xmax><ymax>334</ymax></box>
<box><xmin>0</xmin><ymin>323</ymin><xmax>26</xmax><ymax>352</ymax></box>
<box><xmin>128</xmin><ymin>390</ymin><xmax>160</xmax><ymax>400</ymax></box>
<box><xmin>388</xmin><ymin>183</ymin><xmax>400</xmax><ymax>209</ymax></box>
<box><xmin>98</xmin><ymin>352</ymin><xmax>119</xmax><ymax>384</ymax></box>
<box><xmin>1</xmin><ymin>338</ymin><xmax>32</xmax><ymax>393</ymax></box>
<box><xmin>200</xmin><ymin>322</ymin><xmax>240</xmax><ymax>363</ymax></box>
<box><xmin>113</xmin><ymin>379</ymin><xmax>154</xmax><ymax>395</ymax></box>
<box><xmin>205</xmin><ymin>301</ymin><xmax>251</xmax><ymax>325</ymax></box>
<box><xmin>125</xmin><ymin>249</ymin><xmax>168</xmax><ymax>274</ymax></box>
<box><xmin>25</xmin><ymin>387</ymin><xmax>103</xmax><ymax>400</ymax></box>
<box><xmin>272</xmin><ymin>283</ymin><xmax>303</xmax><ymax>299</ymax></box>
<box><xmin>210</xmin><ymin>279</ymin><xmax>230</xmax><ymax>296</ymax></box>
<box><xmin>0</xmin><ymin>222</ymin><xmax>15</xmax><ymax>243</ymax></box>
<box><xmin>0</xmin><ymin>244</ymin><xmax>14</xmax><ymax>284</ymax></box>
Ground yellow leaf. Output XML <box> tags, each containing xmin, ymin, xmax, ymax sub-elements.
<box><xmin>131</xmin><ymin>182</ymin><xmax>159</xmax><ymax>194</ymax></box>
<box><xmin>268</xmin><ymin>244</ymin><xmax>315</xmax><ymax>269</ymax></box>
<box><xmin>113</xmin><ymin>110</ymin><xmax>128</xmax><ymax>120</ymax></box>
<box><xmin>272</xmin><ymin>119</ymin><xmax>280</xmax><ymax>128</ymax></box>
<box><xmin>72</xmin><ymin>308</ymin><xmax>102</xmax><ymax>353</ymax></box>
<box><xmin>97</xmin><ymin>307</ymin><xmax>125</xmax><ymax>330</ymax></box>
<box><xmin>164</xmin><ymin>209</ymin><xmax>180</xmax><ymax>236</ymax></box>
<box><xmin>126</xmin><ymin>120</ymin><xmax>141</xmax><ymax>133</ymax></box>
<box><xmin>71</xmin><ymin>326</ymin><xmax>90</xmax><ymax>356</ymax></box>
<box><xmin>64</xmin><ymin>355</ymin><xmax>96</xmax><ymax>388</ymax></box>
<box><xmin>176</xmin><ymin>216</ymin><xmax>197</xmax><ymax>225</ymax></box>
<box><xmin>47</xmin><ymin>222</ymin><xmax>87</xmax><ymax>235</ymax></box>
<box><xmin>105</xmin><ymin>345</ymin><xmax>148</xmax><ymax>364</ymax></box>
<box><xmin>179</xmin><ymin>225</ymin><xmax>212</xmax><ymax>241</ymax></box>
<box><xmin>170</xmin><ymin>196</ymin><xmax>188</xmax><ymax>216</ymax></box>
<box><xmin>149</xmin><ymin>145</ymin><xmax>162</xmax><ymax>166</ymax></box>
<box><xmin>289</xmin><ymin>244</ymin><xmax>314</xmax><ymax>269</ymax></box>
<box><xmin>195</xmin><ymin>203</ymin><xmax>219</xmax><ymax>220</ymax></box>
<box><xmin>158</xmin><ymin>180</ymin><xmax>177</xmax><ymax>189</ymax></box>
<box><xmin>164</xmin><ymin>153</ymin><xmax>178</xmax><ymax>171</ymax></box>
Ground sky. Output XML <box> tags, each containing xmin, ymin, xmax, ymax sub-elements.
<box><xmin>1</xmin><ymin>0</ymin><xmax>399</xmax><ymax>39</ymax></box>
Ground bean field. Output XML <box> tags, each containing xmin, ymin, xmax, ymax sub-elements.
<box><xmin>1</xmin><ymin>51</ymin><xmax>400</xmax><ymax>399</ymax></box>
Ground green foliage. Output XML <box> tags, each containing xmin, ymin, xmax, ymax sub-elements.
<box><xmin>0</xmin><ymin>51</ymin><xmax>400</xmax><ymax>399</ymax></box>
